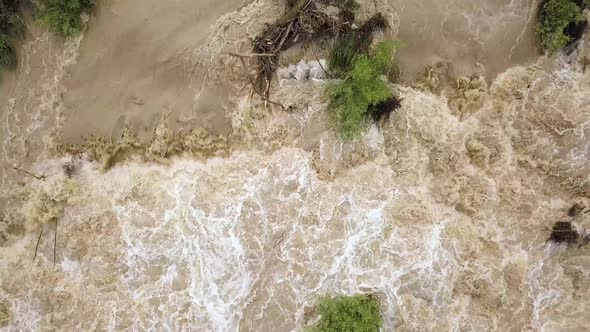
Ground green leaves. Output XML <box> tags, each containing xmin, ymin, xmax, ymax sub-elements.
<box><xmin>307</xmin><ymin>295</ymin><xmax>382</xmax><ymax>332</ymax></box>
<box><xmin>328</xmin><ymin>34</ymin><xmax>359</xmax><ymax>77</ymax></box>
<box><xmin>370</xmin><ymin>40</ymin><xmax>404</xmax><ymax>72</ymax></box>
<box><xmin>35</xmin><ymin>0</ymin><xmax>96</xmax><ymax>36</ymax></box>
<box><xmin>328</xmin><ymin>41</ymin><xmax>401</xmax><ymax>139</ymax></box>
<box><xmin>537</xmin><ymin>0</ymin><xmax>586</xmax><ymax>52</ymax></box>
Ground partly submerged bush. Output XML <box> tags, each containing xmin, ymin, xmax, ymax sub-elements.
<box><xmin>0</xmin><ymin>0</ymin><xmax>24</xmax><ymax>73</ymax></box>
<box><xmin>0</xmin><ymin>0</ymin><xmax>25</xmax><ymax>38</ymax></box>
<box><xmin>0</xmin><ymin>35</ymin><xmax>17</xmax><ymax>70</ymax></box>
<box><xmin>307</xmin><ymin>294</ymin><xmax>382</xmax><ymax>332</ymax></box>
<box><xmin>328</xmin><ymin>40</ymin><xmax>402</xmax><ymax>139</ymax></box>
<box><xmin>35</xmin><ymin>0</ymin><xmax>95</xmax><ymax>35</ymax></box>
<box><xmin>537</xmin><ymin>0</ymin><xmax>587</xmax><ymax>52</ymax></box>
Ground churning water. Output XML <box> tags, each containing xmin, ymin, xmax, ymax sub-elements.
<box><xmin>1</xmin><ymin>0</ymin><xmax>589</xmax><ymax>331</ymax></box>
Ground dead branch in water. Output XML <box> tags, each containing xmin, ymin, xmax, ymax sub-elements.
<box><xmin>307</xmin><ymin>45</ymin><xmax>329</xmax><ymax>78</ymax></box>
<box><xmin>272</xmin><ymin>231</ymin><xmax>287</xmax><ymax>249</ymax></box>
<box><xmin>31</xmin><ymin>220</ymin><xmax>59</xmax><ymax>268</ymax></box>
<box><xmin>33</xmin><ymin>225</ymin><xmax>44</xmax><ymax>261</ymax></box>
<box><xmin>228</xmin><ymin>52</ymin><xmax>277</xmax><ymax>58</ymax></box>
<box><xmin>12</xmin><ymin>166</ymin><xmax>46</xmax><ymax>181</ymax></box>
<box><xmin>53</xmin><ymin>219</ymin><xmax>58</xmax><ymax>268</ymax></box>
<box><xmin>230</xmin><ymin>54</ymin><xmax>288</xmax><ymax>111</ymax></box>
<box><xmin>249</xmin><ymin>0</ymin><xmax>351</xmax><ymax>100</ymax></box>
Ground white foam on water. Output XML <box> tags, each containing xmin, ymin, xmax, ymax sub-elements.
<box><xmin>1</xmin><ymin>2</ymin><xmax>589</xmax><ymax>329</ymax></box>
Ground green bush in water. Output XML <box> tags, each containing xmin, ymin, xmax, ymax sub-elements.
<box><xmin>328</xmin><ymin>40</ymin><xmax>402</xmax><ymax>139</ymax></box>
<box><xmin>35</xmin><ymin>0</ymin><xmax>95</xmax><ymax>36</ymax></box>
<box><xmin>537</xmin><ymin>0</ymin><xmax>586</xmax><ymax>52</ymax></box>
<box><xmin>307</xmin><ymin>294</ymin><xmax>382</xmax><ymax>332</ymax></box>
<box><xmin>0</xmin><ymin>35</ymin><xmax>17</xmax><ymax>70</ymax></box>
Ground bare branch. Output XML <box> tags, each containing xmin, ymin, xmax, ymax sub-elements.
<box><xmin>53</xmin><ymin>219</ymin><xmax>58</xmax><ymax>269</ymax></box>
<box><xmin>13</xmin><ymin>166</ymin><xmax>46</xmax><ymax>181</ymax></box>
<box><xmin>235</xmin><ymin>55</ymin><xmax>288</xmax><ymax>111</ymax></box>
<box><xmin>33</xmin><ymin>226</ymin><xmax>44</xmax><ymax>261</ymax></box>
<box><xmin>228</xmin><ymin>52</ymin><xmax>277</xmax><ymax>58</ymax></box>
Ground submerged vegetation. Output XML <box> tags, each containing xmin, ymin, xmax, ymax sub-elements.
<box><xmin>307</xmin><ymin>294</ymin><xmax>382</xmax><ymax>332</ymax></box>
<box><xmin>34</xmin><ymin>0</ymin><xmax>95</xmax><ymax>36</ymax></box>
<box><xmin>0</xmin><ymin>0</ymin><xmax>24</xmax><ymax>72</ymax></box>
<box><xmin>546</xmin><ymin>203</ymin><xmax>589</xmax><ymax>246</ymax></box>
<box><xmin>0</xmin><ymin>36</ymin><xmax>16</xmax><ymax>71</ymax></box>
<box><xmin>537</xmin><ymin>0</ymin><xmax>589</xmax><ymax>52</ymax></box>
<box><xmin>548</xmin><ymin>221</ymin><xmax>580</xmax><ymax>243</ymax></box>
<box><xmin>0</xmin><ymin>0</ymin><xmax>25</xmax><ymax>38</ymax></box>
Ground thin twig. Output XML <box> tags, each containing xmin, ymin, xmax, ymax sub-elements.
<box><xmin>264</xmin><ymin>78</ymin><xmax>271</xmax><ymax>99</ymax></box>
<box><xmin>301</xmin><ymin>0</ymin><xmax>313</xmax><ymax>12</ymax></box>
<box><xmin>13</xmin><ymin>166</ymin><xmax>46</xmax><ymax>180</ymax></box>
<box><xmin>33</xmin><ymin>226</ymin><xmax>44</xmax><ymax>261</ymax></box>
<box><xmin>53</xmin><ymin>219</ymin><xmax>58</xmax><ymax>269</ymax></box>
<box><xmin>228</xmin><ymin>52</ymin><xmax>277</xmax><ymax>58</ymax></box>
<box><xmin>277</xmin><ymin>0</ymin><xmax>312</xmax><ymax>26</ymax></box>
<box><xmin>277</xmin><ymin>21</ymin><xmax>294</xmax><ymax>52</ymax></box>
<box><xmin>272</xmin><ymin>231</ymin><xmax>287</xmax><ymax>249</ymax></box>
<box><xmin>239</xmin><ymin>81</ymin><xmax>250</xmax><ymax>92</ymax></box>
<box><xmin>235</xmin><ymin>56</ymin><xmax>287</xmax><ymax>111</ymax></box>
<box><xmin>310</xmin><ymin>47</ymin><xmax>329</xmax><ymax>78</ymax></box>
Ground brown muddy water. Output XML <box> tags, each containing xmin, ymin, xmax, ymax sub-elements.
<box><xmin>1</xmin><ymin>0</ymin><xmax>589</xmax><ymax>331</ymax></box>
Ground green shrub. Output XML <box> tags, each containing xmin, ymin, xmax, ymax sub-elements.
<box><xmin>328</xmin><ymin>34</ymin><xmax>359</xmax><ymax>77</ymax></box>
<box><xmin>307</xmin><ymin>294</ymin><xmax>382</xmax><ymax>332</ymax></box>
<box><xmin>328</xmin><ymin>40</ymin><xmax>401</xmax><ymax>139</ymax></box>
<box><xmin>35</xmin><ymin>0</ymin><xmax>95</xmax><ymax>35</ymax></box>
<box><xmin>537</xmin><ymin>0</ymin><xmax>586</xmax><ymax>52</ymax></box>
<box><xmin>0</xmin><ymin>35</ymin><xmax>17</xmax><ymax>70</ymax></box>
